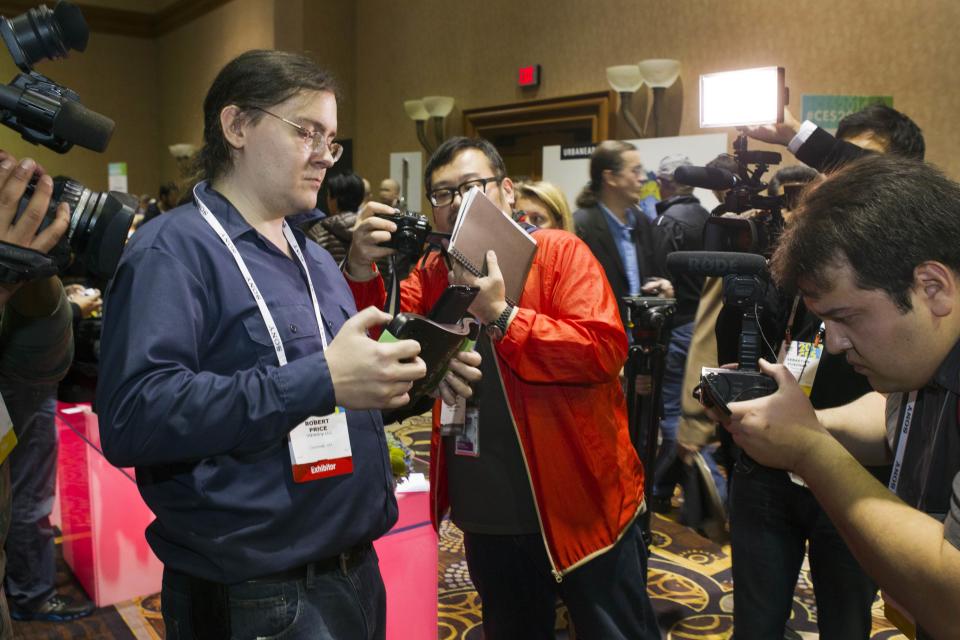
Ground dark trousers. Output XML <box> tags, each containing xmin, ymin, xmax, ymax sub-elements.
<box><xmin>463</xmin><ymin>520</ymin><xmax>661</xmax><ymax>639</ymax></box>
<box><xmin>1</xmin><ymin>381</ymin><xmax>58</xmax><ymax>609</ymax></box>
<box><xmin>729</xmin><ymin>465</ymin><xmax>877</xmax><ymax>639</ymax></box>
<box><xmin>160</xmin><ymin>547</ymin><xmax>386</xmax><ymax>640</ymax></box>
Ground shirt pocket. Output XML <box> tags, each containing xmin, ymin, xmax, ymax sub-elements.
<box><xmin>240</xmin><ymin>304</ymin><xmax>321</xmax><ymax>366</ymax></box>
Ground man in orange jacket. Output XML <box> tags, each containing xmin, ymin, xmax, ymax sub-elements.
<box><xmin>347</xmin><ymin>137</ymin><xmax>660</xmax><ymax>639</ymax></box>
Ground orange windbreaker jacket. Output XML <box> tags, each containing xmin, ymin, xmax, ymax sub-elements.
<box><xmin>353</xmin><ymin>229</ymin><xmax>645</xmax><ymax>577</ymax></box>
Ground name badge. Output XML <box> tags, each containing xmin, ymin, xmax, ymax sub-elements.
<box><xmin>454</xmin><ymin>407</ymin><xmax>480</xmax><ymax>457</ymax></box>
<box><xmin>0</xmin><ymin>394</ymin><xmax>16</xmax><ymax>465</ymax></box>
<box><xmin>781</xmin><ymin>339</ymin><xmax>823</xmax><ymax>396</ymax></box>
<box><xmin>288</xmin><ymin>408</ymin><xmax>353</xmax><ymax>482</ymax></box>
<box><xmin>440</xmin><ymin>396</ymin><xmax>466</xmax><ymax>436</ymax></box>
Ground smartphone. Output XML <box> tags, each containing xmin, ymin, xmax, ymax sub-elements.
<box><xmin>428</xmin><ymin>285</ymin><xmax>479</xmax><ymax>324</ymax></box>
<box><xmin>700</xmin><ymin>66</ymin><xmax>785</xmax><ymax>128</ymax></box>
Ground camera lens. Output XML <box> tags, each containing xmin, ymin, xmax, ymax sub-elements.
<box><xmin>19</xmin><ymin>175</ymin><xmax>135</xmax><ymax>280</ymax></box>
<box><xmin>0</xmin><ymin>1</ymin><xmax>88</xmax><ymax>71</ymax></box>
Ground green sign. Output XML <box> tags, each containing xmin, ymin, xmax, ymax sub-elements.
<box><xmin>801</xmin><ymin>95</ymin><xmax>893</xmax><ymax>130</ymax></box>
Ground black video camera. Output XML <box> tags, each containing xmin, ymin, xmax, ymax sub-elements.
<box><xmin>676</xmin><ymin>134</ymin><xmax>785</xmax><ymax>257</ymax></box>
<box><xmin>0</xmin><ymin>2</ymin><xmax>134</xmax><ymax>283</ymax></box>
<box><xmin>374</xmin><ymin>200</ymin><xmax>432</xmax><ymax>261</ymax></box>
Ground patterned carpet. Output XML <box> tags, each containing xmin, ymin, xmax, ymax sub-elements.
<box><xmin>13</xmin><ymin>416</ymin><xmax>907</xmax><ymax>639</ymax></box>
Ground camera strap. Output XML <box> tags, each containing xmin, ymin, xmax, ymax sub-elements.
<box><xmin>0</xmin><ymin>240</ymin><xmax>58</xmax><ymax>284</ymax></box>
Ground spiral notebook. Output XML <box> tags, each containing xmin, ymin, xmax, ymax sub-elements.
<box><xmin>447</xmin><ymin>187</ymin><xmax>537</xmax><ymax>305</ymax></box>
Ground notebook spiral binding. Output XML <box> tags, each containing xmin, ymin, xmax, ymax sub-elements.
<box><xmin>448</xmin><ymin>247</ymin><xmax>519</xmax><ymax>306</ymax></box>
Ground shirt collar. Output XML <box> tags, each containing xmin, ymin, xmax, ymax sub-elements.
<box><xmin>598</xmin><ymin>202</ymin><xmax>636</xmax><ymax>231</ymax></box>
<box><xmin>195</xmin><ymin>181</ymin><xmax>324</xmax><ymax>240</ymax></box>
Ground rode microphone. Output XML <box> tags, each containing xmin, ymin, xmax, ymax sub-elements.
<box><xmin>674</xmin><ymin>165</ymin><xmax>742</xmax><ymax>191</ymax></box>
<box><xmin>665</xmin><ymin>251</ymin><xmax>767</xmax><ymax>278</ymax></box>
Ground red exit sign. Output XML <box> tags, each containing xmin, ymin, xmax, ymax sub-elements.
<box><xmin>518</xmin><ymin>64</ymin><xmax>541</xmax><ymax>87</ymax></box>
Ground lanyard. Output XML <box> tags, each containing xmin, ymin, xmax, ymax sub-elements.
<box><xmin>194</xmin><ymin>184</ymin><xmax>329</xmax><ymax>367</ymax></box>
<box><xmin>888</xmin><ymin>390</ymin><xmax>918</xmax><ymax>493</ymax></box>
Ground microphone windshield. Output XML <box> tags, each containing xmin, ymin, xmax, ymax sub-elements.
<box><xmin>674</xmin><ymin>166</ymin><xmax>740</xmax><ymax>190</ymax></box>
<box><xmin>52</xmin><ymin>100</ymin><xmax>114</xmax><ymax>152</ymax></box>
<box><xmin>666</xmin><ymin>251</ymin><xmax>767</xmax><ymax>278</ymax></box>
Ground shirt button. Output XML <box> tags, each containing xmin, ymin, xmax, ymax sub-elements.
<box><xmin>289</xmin><ymin>324</ymin><xmax>298</xmax><ymax>333</ymax></box>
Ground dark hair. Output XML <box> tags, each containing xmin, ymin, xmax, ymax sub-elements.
<box><xmin>836</xmin><ymin>103</ymin><xmax>925</xmax><ymax>160</ymax></box>
<box><xmin>195</xmin><ymin>49</ymin><xmax>338</xmax><ymax>181</ymax></box>
<box><xmin>575</xmin><ymin>140</ymin><xmax>637</xmax><ymax>208</ymax></box>
<box><xmin>326</xmin><ymin>172</ymin><xmax>364</xmax><ymax>212</ymax></box>
<box><xmin>771</xmin><ymin>154</ymin><xmax>960</xmax><ymax>310</ymax></box>
<box><xmin>424</xmin><ymin>137</ymin><xmax>506</xmax><ymax>193</ymax></box>
<box><xmin>768</xmin><ymin>165</ymin><xmax>818</xmax><ymax>194</ymax></box>
<box><xmin>705</xmin><ymin>153</ymin><xmax>739</xmax><ymax>174</ymax></box>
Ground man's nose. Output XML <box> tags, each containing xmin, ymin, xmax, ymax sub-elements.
<box><xmin>823</xmin><ymin>324</ymin><xmax>852</xmax><ymax>354</ymax></box>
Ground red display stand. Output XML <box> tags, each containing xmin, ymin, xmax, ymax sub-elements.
<box><xmin>56</xmin><ymin>403</ymin><xmax>438</xmax><ymax>637</ymax></box>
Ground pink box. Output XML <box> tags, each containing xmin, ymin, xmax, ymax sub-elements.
<box><xmin>56</xmin><ymin>402</ymin><xmax>164</xmax><ymax>607</ymax></box>
<box><xmin>374</xmin><ymin>490</ymin><xmax>438</xmax><ymax>640</ymax></box>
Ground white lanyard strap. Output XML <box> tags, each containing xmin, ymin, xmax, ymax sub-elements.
<box><xmin>888</xmin><ymin>390</ymin><xmax>918</xmax><ymax>493</ymax></box>
<box><xmin>194</xmin><ymin>185</ymin><xmax>328</xmax><ymax>367</ymax></box>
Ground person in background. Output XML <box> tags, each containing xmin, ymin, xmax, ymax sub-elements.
<box><xmin>142</xmin><ymin>182</ymin><xmax>180</xmax><ymax>226</ymax></box>
<box><xmin>514</xmin><ymin>180</ymin><xmax>573</xmax><ymax>231</ymax></box>
<box><xmin>0</xmin><ymin>150</ymin><xmax>88</xmax><ymax>626</ymax></box>
<box><xmin>304</xmin><ymin>172</ymin><xmax>365</xmax><ymax>264</ymax></box>
<box><xmin>377</xmin><ymin>178</ymin><xmax>400</xmax><ymax>207</ymax></box>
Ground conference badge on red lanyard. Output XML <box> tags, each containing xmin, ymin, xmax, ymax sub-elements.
<box><xmin>288</xmin><ymin>408</ymin><xmax>353</xmax><ymax>482</ymax></box>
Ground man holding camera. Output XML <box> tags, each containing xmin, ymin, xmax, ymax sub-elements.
<box><xmin>348</xmin><ymin>137</ymin><xmax>660</xmax><ymax>639</ymax></box>
<box><xmin>722</xmin><ymin>154</ymin><xmax>960</xmax><ymax>639</ymax></box>
<box><xmin>0</xmin><ymin>150</ymin><xmax>82</xmax><ymax>633</ymax></box>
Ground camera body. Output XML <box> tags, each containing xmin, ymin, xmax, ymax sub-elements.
<box><xmin>696</xmin><ymin>367</ymin><xmax>778</xmax><ymax>418</ymax></box>
<box><xmin>623</xmin><ymin>296</ymin><xmax>676</xmax><ymax>346</ymax></box>
<box><xmin>374</xmin><ymin>207</ymin><xmax>432</xmax><ymax>261</ymax></box>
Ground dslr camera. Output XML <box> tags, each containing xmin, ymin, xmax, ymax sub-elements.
<box><xmin>0</xmin><ymin>1</ymin><xmax>135</xmax><ymax>283</ymax></box>
<box><xmin>374</xmin><ymin>199</ymin><xmax>432</xmax><ymax>261</ymax></box>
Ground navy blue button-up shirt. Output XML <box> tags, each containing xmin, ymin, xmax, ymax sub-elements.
<box><xmin>599</xmin><ymin>203</ymin><xmax>642</xmax><ymax>295</ymax></box>
<box><xmin>96</xmin><ymin>182</ymin><xmax>397</xmax><ymax>583</ymax></box>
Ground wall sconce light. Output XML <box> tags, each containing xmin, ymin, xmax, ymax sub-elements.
<box><xmin>405</xmin><ymin>96</ymin><xmax>455</xmax><ymax>154</ymax></box>
<box><xmin>637</xmin><ymin>59</ymin><xmax>681</xmax><ymax>138</ymax></box>
<box><xmin>606</xmin><ymin>65</ymin><xmax>645</xmax><ymax>138</ymax></box>
<box><xmin>606</xmin><ymin>59</ymin><xmax>680</xmax><ymax>138</ymax></box>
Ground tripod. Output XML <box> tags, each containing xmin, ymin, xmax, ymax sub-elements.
<box><xmin>622</xmin><ymin>296</ymin><xmax>675</xmax><ymax>547</ymax></box>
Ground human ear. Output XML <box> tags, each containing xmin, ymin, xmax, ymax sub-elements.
<box><xmin>219</xmin><ymin>105</ymin><xmax>246</xmax><ymax>149</ymax></box>
<box><xmin>914</xmin><ymin>261</ymin><xmax>956</xmax><ymax>317</ymax></box>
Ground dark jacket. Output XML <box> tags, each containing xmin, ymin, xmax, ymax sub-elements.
<box><xmin>655</xmin><ymin>194</ymin><xmax>710</xmax><ymax>325</ymax></box>
<box><xmin>573</xmin><ymin>205</ymin><xmax>660</xmax><ymax>332</ymax></box>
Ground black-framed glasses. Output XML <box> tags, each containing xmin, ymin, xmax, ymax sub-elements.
<box><xmin>252</xmin><ymin>107</ymin><xmax>343</xmax><ymax>163</ymax></box>
<box><xmin>427</xmin><ymin>176</ymin><xmax>502</xmax><ymax>207</ymax></box>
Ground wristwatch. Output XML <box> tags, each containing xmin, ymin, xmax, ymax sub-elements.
<box><xmin>486</xmin><ymin>303</ymin><xmax>514</xmax><ymax>341</ymax></box>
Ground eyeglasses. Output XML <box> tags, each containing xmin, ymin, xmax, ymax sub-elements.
<box><xmin>252</xmin><ymin>107</ymin><xmax>343</xmax><ymax>163</ymax></box>
<box><xmin>428</xmin><ymin>176</ymin><xmax>502</xmax><ymax>207</ymax></box>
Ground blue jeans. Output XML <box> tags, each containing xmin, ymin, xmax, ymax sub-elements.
<box><xmin>463</xmin><ymin>520</ymin><xmax>661</xmax><ymax>639</ymax></box>
<box><xmin>654</xmin><ymin>321</ymin><xmax>691</xmax><ymax>498</ymax></box>
<box><xmin>161</xmin><ymin>547</ymin><xmax>386</xmax><ymax>640</ymax></box>
<box><xmin>1</xmin><ymin>381</ymin><xmax>58</xmax><ymax>609</ymax></box>
<box><xmin>729</xmin><ymin>465</ymin><xmax>876</xmax><ymax>639</ymax></box>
